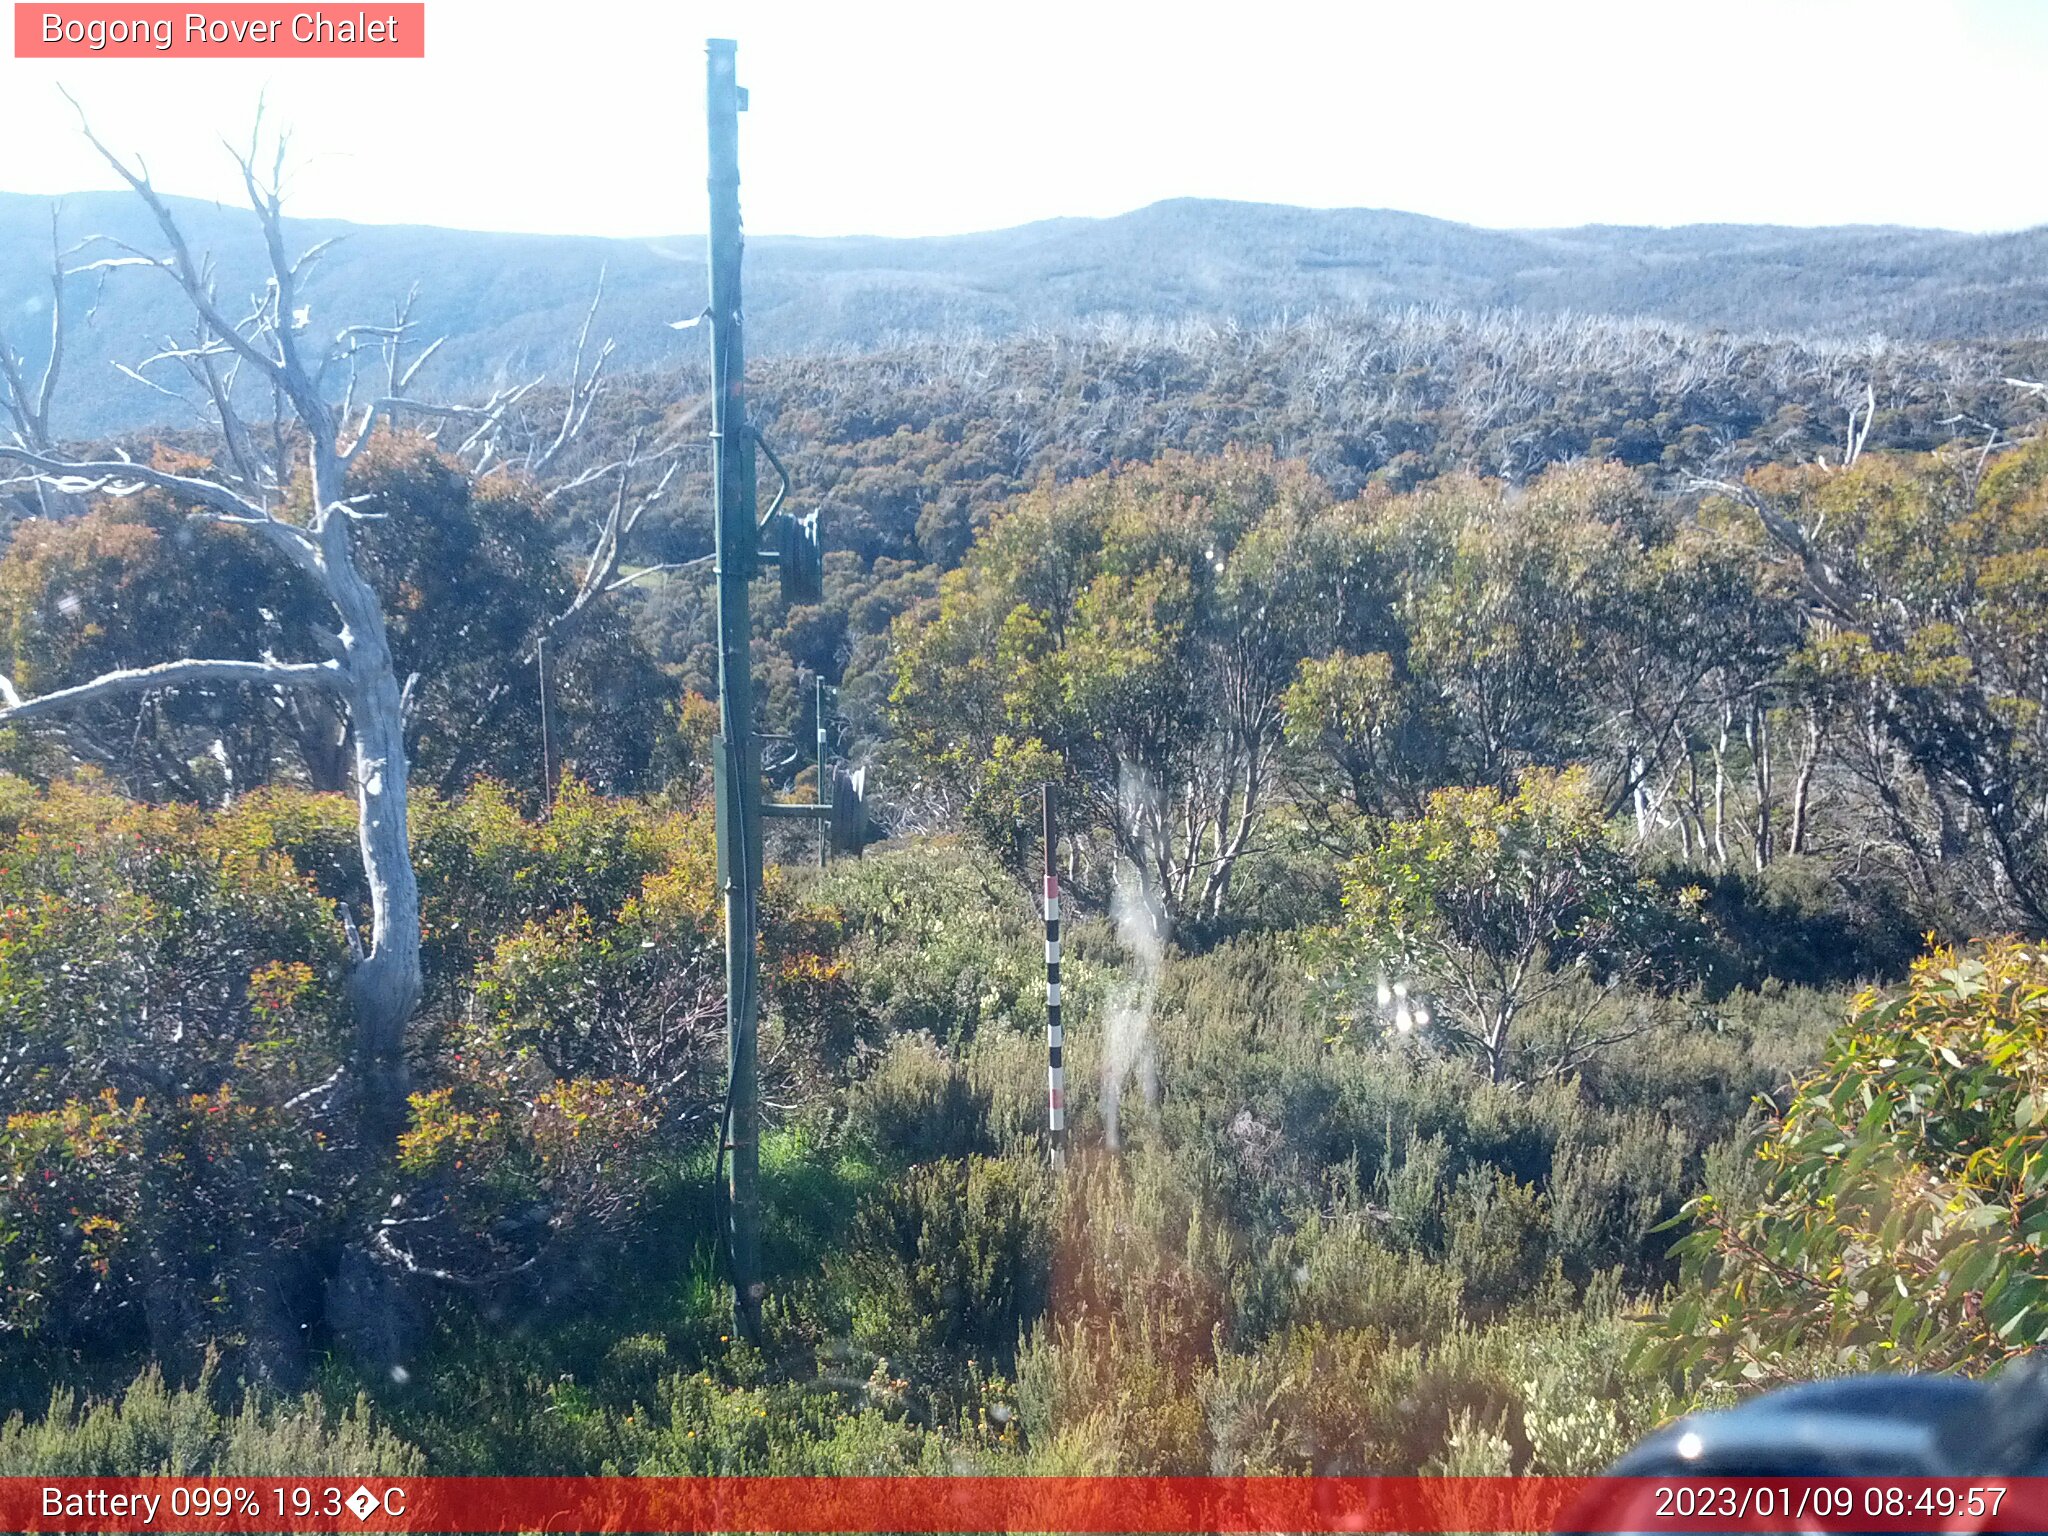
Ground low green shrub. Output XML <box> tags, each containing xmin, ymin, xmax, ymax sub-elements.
<box><xmin>0</xmin><ymin>1361</ymin><xmax>421</xmax><ymax>1476</ymax></box>
<box><xmin>844</xmin><ymin>1033</ymin><xmax>992</xmax><ymax>1163</ymax></box>
<box><xmin>846</xmin><ymin>1154</ymin><xmax>1050</xmax><ymax>1369</ymax></box>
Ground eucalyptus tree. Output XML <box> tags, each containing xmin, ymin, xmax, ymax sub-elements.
<box><xmin>0</xmin><ymin>132</ymin><xmax>430</xmax><ymax>1144</ymax></box>
<box><xmin>1326</xmin><ymin>768</ymin><xmax>1689</xmax><ymax>1085</ymax></box>
<box><xmin>1705</xmin><ymin>439</ymin><xmax>2048</xmax><ymax>933</ymax></box>
<box><xmin>1280</xmin><ymin>461</ymin><xmax>1659</xmax><ymax>833</ymax></box>
<box><xmin>892</xmin><ymin>448</ymin><xmax>1359</xmax><ymax>929</ymax></box>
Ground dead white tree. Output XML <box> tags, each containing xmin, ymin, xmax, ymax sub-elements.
<box><xmin>0</xmin><ymin>112</ymin><xmax>429</xmax><ymax>1143</ymax></box>
<box><xmin>0</xmin><ymin>107</ymin><xmax>704</xmax><ymax>1149</ymax></box>
<box><xmin>0</xmin><ymin>205</ymin><xmax>84</xmax><ymax>522</ymax></box>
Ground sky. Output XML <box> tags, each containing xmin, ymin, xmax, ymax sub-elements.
<box><xmin>2</xmin><ymin>0</ymin><xmax>2046</xmax><ymax>239</ymax></box>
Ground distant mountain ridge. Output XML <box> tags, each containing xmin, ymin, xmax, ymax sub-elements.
<box><xmin>3</xmin><ymin>190</ymin><xmax>2043</xmax><ymax>435</ymax></box>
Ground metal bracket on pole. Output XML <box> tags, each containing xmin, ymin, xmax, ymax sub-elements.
<box><xmin>761</xmin><ymin>766</ymin><xmax>865</xmax><ymax>854</ymax></box>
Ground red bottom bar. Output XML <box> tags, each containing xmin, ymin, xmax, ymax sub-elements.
<box><xmin>6</xmin><ymin>1475</ymin><xmax>2047</xmax><ymax>1533</ymax></box>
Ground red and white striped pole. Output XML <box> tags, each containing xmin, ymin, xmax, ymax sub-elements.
<box><xmin>1043</xmin><ymin>784</ymin><xmax>1067</xmax><ymax>1169</ymax></box>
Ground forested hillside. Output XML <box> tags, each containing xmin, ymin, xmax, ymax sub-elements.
<box><xmin>7</xmin><ymin>188</ymin><xmax>2048</xmax><ymax>434</ymax></box>
<box><xmin>4</xmin><ymin>161</ymin><xmax>2048</xmax><ymax>1483</ymax></box>
<box><xmin>600</xmin><ymin>309</ymin><xmax>2048</xmax><ymax>784</ymax></box>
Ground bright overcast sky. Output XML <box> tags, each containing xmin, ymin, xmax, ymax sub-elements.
<box><xmin>3</xmin><ymin>0</ymin><xmax>2045</xmax><ymax>238</ymax></box>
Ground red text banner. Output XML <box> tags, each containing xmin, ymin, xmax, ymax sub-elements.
<box><xmin>5</xmin><ymin>1476</ymin><xmax>2048</xmax><ymax>1532</ymax></box>
<box><xmin>14</xmin><ymin>5</ymin><xmax>424</xmax><ymax>58</ymax></box>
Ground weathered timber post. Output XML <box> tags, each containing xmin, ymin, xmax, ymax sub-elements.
<box><xmin>706</xmin><ymin>35</ymin><xmax>765</xmax><ymax>1339</ymax></box>
<box><xmin>703</xmin><ymin>35</ymin><xmax>838</xmax><ymax>1337</ymax></box>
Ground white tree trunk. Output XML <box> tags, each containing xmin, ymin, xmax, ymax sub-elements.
<box><xmin>333</xmin><ymin>568</ymin><xmax>423</xmax><ymax>1146</ymax></box>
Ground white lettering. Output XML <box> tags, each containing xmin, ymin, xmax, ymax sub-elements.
<box><xmin>44</xmin><ymin>13</ymin><xmax>175</xmax><ymax>49</ymax></box>
<box><xmin>291</xmin><ymin>12</ymin><xmax>401</xmax><ymax>43</ymax></box>
<box><xmin>188</xmin><ymin>12</ymin><xmax>281</xmax><ymax>42</ymax></box>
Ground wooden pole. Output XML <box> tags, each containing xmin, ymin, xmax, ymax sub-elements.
<box><xmin>706</xmin><ymin>35</ymin><xmax>763</xmax><ymax>1340</ymax></box>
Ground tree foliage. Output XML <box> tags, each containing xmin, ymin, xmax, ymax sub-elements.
<box><xmin>0</xmin><ymin>438</ymin><xmax>669</xmax><ymax>804</ymax></box>
<box><xmin>1648</xmin><ymin>940</ymin><xmax>2048</xmax><ymax>1385</ymax></box>
<box><xmin>1729</xmin><ymin>439</ymin><xmax>2048</xmax><ymax>933</ymax></box>
<box><xmin>891</xmin><ymin>448</ymin><xmax>1358</xmax><ymax>927</ymax></box>
<box><xmin>1320</xmin><ymin>768</ymin><xmax>1693</xmax><ymax>1083</ymax></box>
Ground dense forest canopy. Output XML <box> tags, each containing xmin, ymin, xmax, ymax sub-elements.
<box><xmin>3</xmin><ymin>161</ymin><xmax>2048</xmax><ymax>1481</ymax></box>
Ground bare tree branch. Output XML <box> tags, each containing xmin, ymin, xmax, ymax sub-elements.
<box><xmin>33</xmin><ymin>209</ymin><xmax>67</xmax><ymax>439</ymax></box>
<box><xmin>186</xmin><ymin>347</ymin><xmax>270</xmax><ymax>498</ymax></box>
<box><xmin>553</xmin><ymin>446</ymin><xmax>681</xmax><ymax>637</ymax></box>
<box><xmin>530</xmin><ymin>267</ymin><xmax>614</xmax><ymax>474</ymax></box>
<box><xmin>351</xmin><ymin>379</ymin><xmax>542</xmax><ymax>468</ymax></box>
<box><xmin>604</xmin><ymin>553</ymin><xmax>712</xmax><ymax>593</ymax></box>
<box><xmin>396</xmin><ymin>334</ymin><xmax>443</xmax><ymax>393</ymax></box>
<box><xmin>0</xmin><ymin>206</ymin><xmax>76</xmax><ymax>519</ymax></box>
<box><xmin>1693</xmin><ymin>475</ymin><xmax>1866</xmax><ymax>626</ymax></box>
<box><xmin>1843</xmin><ymin>379</ymin><xmax>1876</xmax><ymax>467</ymax></box>
<box><xmin>61</xmin><ymin>89</ymin><xmax>290</xmax><ymax>389</ymax></box>
<box><xmin>0</xmin><ymin>443</ymin><xmax>266</xmax><ymax>521</ymax></box>
<box><xmin>0</xmin><ymin>655</ymin><xmax>344</xmax><ymax>723</ymax></box>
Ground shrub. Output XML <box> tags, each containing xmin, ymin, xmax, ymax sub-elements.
<box><xmin>1664</xmin><ymin>854</ymin><xmax>1920</xmax><ymax>995</ymax></box>
<box><xmin>0</xmin><ymin>778</ymin><xmax>350</xmax><ymax>1365</ymax></box>
<box><xmin>1443</xmin><ymin>1167</ymin><xmax>1555</xmax><ymax>1312</ymax></box>
<box><xmin>0</xmin><ymin>773</ymin><xmax>848</xmax><ymax>1377</ymax></box>
<box><xmin>847</xmin><ymin>1155</ymin><xmax>1049</xmax><ymax>1368</ymax></box>
<box><xmin>0</xmin><ymin>1360</ymin><xmax>421</xmax><ymax>1475</ymax></box>
<box><xmin>1015</xmin><ymin>1317</ymin><xmax>1209</xmax><ymax>1474</ymax></box>
<box><xmin>629</xmin><ymin>1368</ymin><xmax>938</xmax><ymax>1476</ymax></box>
<box><xmin>1050</xmin><ymin>1148</ymin><xmax>1239</xmax><ymax>1360</ymax></box>
<box><xmin>410</xmin><ymin>778</ymin><xmax>683</xmax><ymax>993</ymax></box>
<box><xmin>470</xmin><ymin>897</ymin><xmax>723</xmax><ymax>1130</ymax></box>
<box><xmin>1201</xmin><ymin>1324</ymin><xmax>1383</xmax><ymax>1473</ymax></box>
<box><xmin>811</xmin><ymin>842</ymin><xmax>1051</xmax><ymax>1044</ymax></box>
<box><xmin>1648</xmin><ymin>940</ymin><xmax>2048</xmax><ymax>1384</ymax></box>
<box><xmin>1319</xmin><ymin>768</ymin><xmax>1696</xmax><ymax>1083</ymax></box>
<box><xmin>1266</xmin><ymin>1213</ymin><xmax>1468</xmax><ymax>1347</ymax></box>
<box><xmin>1512</xmin><ymin>1293</ymin><xmax>1691</xmax><ymax>1474</ymax></box>
<box><xmin>844</xmin><ymin>1034</ymin><xmax>992</xmax><ymax>1164</ymax></box>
